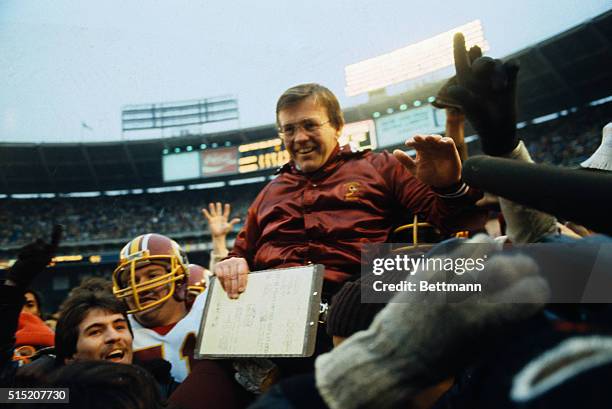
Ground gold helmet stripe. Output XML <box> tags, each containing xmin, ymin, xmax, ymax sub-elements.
<box><xmin>129</xmin><ymin>235</ymin><xmax>143</xmax><ymax>256</ymax></box>
<box><xmin>120</xmin><ymin>236</ymin><xmax>139</xmax><ymax>261</ymax></box>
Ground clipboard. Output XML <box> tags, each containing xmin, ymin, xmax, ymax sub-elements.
<box><xmin>194</xmin><ymin>264</ymin><xmax>324</xmax><ymax>358</ymax></box>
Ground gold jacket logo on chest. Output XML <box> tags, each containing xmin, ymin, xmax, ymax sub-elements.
<box><xmin>343</xmin><ymin>181</ymin><xmax>361</xmax><ymax>201</ymax></box>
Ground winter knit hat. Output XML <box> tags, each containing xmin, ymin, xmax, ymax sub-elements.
<box><xmin>15</xmin><ymin>311</ymin><xmax>55</xmax><ymax>347</ymax></box>
<box><xmin>327</xmin><ymin>254</ymin><xmax>426</xmax><ymax>338</ymax></box>
<box><xmin>326</xmin><ymin>280</ymin><xmax>386</xmax><ymax>338</ymax></box>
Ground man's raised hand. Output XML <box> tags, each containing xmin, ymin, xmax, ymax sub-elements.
<box><xmin>6</xmin><ymin>224</ymin><xmax>63</xmax><ymax>288</ymax></box>
<box><xmin>432</xmin><ymin>44</ymin><xmax>482</xmax><ymax>111</ymax></box>
<box><xmin>393</xmin><ymin>135</ymin><xmax>462</xmax><ymax>188</ymax></box>
<box><xmin>447</xmin><ymin>32</ymin><xmax>520</xmax><ymax>156</ymax></box>
<box><xmin>202</xmin><ymin>202</ymin><xmax>240</xmax><ymax>239</ymax></box>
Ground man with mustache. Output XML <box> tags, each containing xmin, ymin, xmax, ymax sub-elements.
<box><xmin>2</xmin><ymin>227</ymin><xmax>135</xmax><ymax>377</ymax></box>
<box><xmin>55</xmin><ymin>291</ymin><xmax>134</xmax><ymax>366</ymax></box>
<box><xmin>1</xmin><ymin>227</ymin><xmax>247</xmax><ymax>407</ymax></box>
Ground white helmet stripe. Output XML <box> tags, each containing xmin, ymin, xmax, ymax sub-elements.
<box><xmin>120</xmin><ymin>243</ymin><xmax>130</xmax><ymax>260</ymax></box>
<box><xmin>141</xmin><ymin>233</ymin><xmax>152</xmax><ymax>252</ymax></box>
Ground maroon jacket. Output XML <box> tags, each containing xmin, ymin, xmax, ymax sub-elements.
<box><xmin>230</xmin><ymin>145</ymin><xmax>483</xmax><ymax>283</ymax></box>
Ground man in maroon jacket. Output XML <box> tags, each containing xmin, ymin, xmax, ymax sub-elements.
<box><xmin>215</xmin><ymin>83</ymin><xmax>482</xmax><ymax>299</ymax></box>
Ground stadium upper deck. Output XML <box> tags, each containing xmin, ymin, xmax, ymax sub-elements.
<box><xmin>0</xmin><ymin>9</ymin><xmax>610</xmax><ymax>195</ymax></box>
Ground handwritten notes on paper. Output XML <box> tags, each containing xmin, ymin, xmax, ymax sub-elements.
<box><xmin>196</xmin><ymin>265</ymin><xmax>323</xmax><ymax>357</ymax></box>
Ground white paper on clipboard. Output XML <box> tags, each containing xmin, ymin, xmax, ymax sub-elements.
<box><xmin>195</xmin><ymin>264</ymin><xmax>324</xmax><ymax>358</ymax></box>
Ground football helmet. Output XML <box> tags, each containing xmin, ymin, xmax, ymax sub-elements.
<box><xmin>187</xmin><ymin>263</ymin><xmax>210</xmax><ymax>296</ymax></box>
<box><xmin>112</xmin><ymin>233</ymin><xmax>189</xmax><ymax>314</ymax></box>
<box><xmin>392</xmin><ymin>215</ymin><xmax>469</xmax><ymax>253</ymax></box>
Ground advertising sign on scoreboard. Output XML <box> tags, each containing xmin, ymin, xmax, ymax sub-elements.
<box><xmin>375</xmin><ymin>106</ymin><xmax>446</xmax><ymax>148</ymax></box>
<box><xmin>201</xmin><ymin>147</ymin><xmax>238</xmax><ymax>177</ymax></box>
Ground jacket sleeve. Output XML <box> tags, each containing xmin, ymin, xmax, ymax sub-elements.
<box><xmin>226</xmin><ymin>188</ymin><xmax>266</xmax><ymax>270</ymax></box>
<box><xmin>209</xmin><ymin>250</ymin><xmax>229</xmax><ymax>272</ymax></box>
<box><xmin>498</xmin><ymin>140</ymin><xmax>558</xmax><ymax>243</ymax></box>
<box><xmin>374</xmin><ymin>151</ymin><xmax>484</xmax><ymax>234</ymax></box>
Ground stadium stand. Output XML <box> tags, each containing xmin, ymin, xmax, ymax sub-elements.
<box><xmin>0</xmin><ymin>183</ymin><xmax>262</xmax><ymax>249</ymax></box>
<box><xmin>519</xmin><ymin>101</ymin><xmax>612</xmax><ymax>167</ymax></box>
<box><xmin>1</xmin><ymin>9</ymin><xmax>610</xmax><ymax>316</ymax></box>
<box><xmin>1</xmin><ymin>100</ymin><xmax>610</xmax><ymax>251</ymax></box>
<box><xmin>0</xmin><ymin>10</ymin><xmax>610</xmax><ymax>197</ymax></box>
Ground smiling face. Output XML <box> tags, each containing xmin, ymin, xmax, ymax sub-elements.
<box><xmin>70</xmin><ymin>309</ymin><xmax>133</xmax><ymax>365</ymax></box>
<box><xmin>113</xmin><ymin>233</ymin><xmax>189</xmax><ymax>324</ymax></box>
<box><xmin>124</xmin><ymin>263</ymin><xmax>187</xmax><ymax>327</ymax></box>
<box><xmin>278</xmin><ymin>96</ymin><xmax>341</xmax><ymax>173</ymax></box>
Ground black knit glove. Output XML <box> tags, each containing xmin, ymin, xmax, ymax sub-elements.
<box><xmin>447</xmin><ymin>33</ymin><xmax>520</xmax><ymax>156</ymax></box>
<box><xmin>6</xmin><ymin>225</ymin><xmax>62</xmax><ymax>288</ymax></box>
<box><xmin>432</xmin><ymin>44</ymin><xmax>482</xmax><ymax>110</ymax></box>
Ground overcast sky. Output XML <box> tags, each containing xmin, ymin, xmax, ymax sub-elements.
<box><xmin>0</xmin><ymin>0</ymin><xmax>609</xmax><ymax>143</ymax></box>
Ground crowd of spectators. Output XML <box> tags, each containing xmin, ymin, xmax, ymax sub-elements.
<box><xmin>2</xmin><ymin>31</ymin><xmax>612</xmax><ymax>409</ymax></box>
<box><xmin>1</xmin><ymin>102</ymin><xmax>609</xmax><ymax>250</ymax></box>
<box><xmin>519</xmin><ymin>102</ymin><xmax>612</xmax><ymax>167</ymax></box>
<box><xmin>0</xmin><ymin>183</ymin><xmax>262</xmax><ymax>249</ymax></box>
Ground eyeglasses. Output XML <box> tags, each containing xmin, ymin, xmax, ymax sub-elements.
<box><xmin>278</xmin><ymin>119</ymin><xmax>331</xmax><ymax>139</ymax></box>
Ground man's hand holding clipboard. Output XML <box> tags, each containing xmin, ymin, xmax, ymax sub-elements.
<box><xmin>196</xmin><ymin>265</ymin><xmax>324</xmax><ymax>358</ymax></box>
<box><xmin>214</xmin><ymin>257</ymin><xmax>250</xmax><ymax>299</ymax></box>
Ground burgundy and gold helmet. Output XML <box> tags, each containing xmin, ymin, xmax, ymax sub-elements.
<box><xmin>112</xmin><ymin>233</ymin><xmax>189</xmax><ymax>314</ymax></box>
<box><xmin>187</xmin><ymin>263</ymin><xmax>210</xmax><ymax>296</ymax></box>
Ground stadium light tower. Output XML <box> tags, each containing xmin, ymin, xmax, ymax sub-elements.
<box><xmin>120</xmin><ymin>95</ymin><xmax>239</xmax><ymax>140</ymax></box>
<box><xmin>344</xmin><ymin>20</ymin><xmax>489</xmax><ymax>97</ymax></box>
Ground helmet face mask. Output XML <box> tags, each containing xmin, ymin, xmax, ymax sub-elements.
<box><xmin>391</xmin><ymin>215</ymin><xmax>471</xmax><ymax>254</ymax></box>
<box><xmin>392</xmin><ymin>215</ymin><xmax>442</xmax><ymax>253</ymax></box>
<box><xmin>187</xmin><ymin>283</ymin><xmax>205</xmax><ymax>298</ymax></box>
<box><xmin>112</xmin><ymin>234</ymin><xmax>189</xmax><ymax>314</ymax></box>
